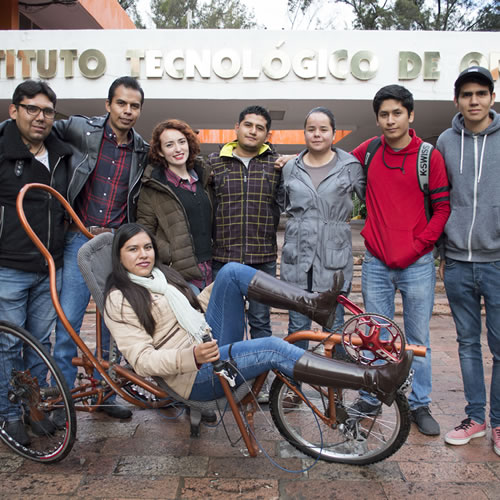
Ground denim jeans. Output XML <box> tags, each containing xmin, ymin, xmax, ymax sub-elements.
<box><xmin>189</xmin><ymin>263</ymin><xmax>304</xmax><ymax>401</ymax></box>
<box><xmin>288</xmin><ymin>303</ymin><xmax>345</xmax><ymax>350</ymax></box>
<box><xmin>53</xmin><ymin>231</ymin><xmax>113</xmax><ymax>389</ymax></box>
<box><xmin>0</xmin><ymin>266</ymin><xmax>61</xmax><ymax>420</ymax></box>
<box><xmin>212</xmin><ymin>260</ymin><xmax>276</xmax><ymax>339</ymax></box>
<box><xmin>361</xmin><ymin>250</ymin><xmax>435</xmax><ymax>410</ymax></box>
<box><xmin>443</xmin><ymin>258</ymin><xmax>500</xmax><ymax>427</ymax></box>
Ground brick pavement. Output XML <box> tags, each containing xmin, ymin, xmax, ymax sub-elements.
<box><xmin>1</xmin><ymin>225</ymin><xmax>499</xmax><ymax>498</ymax></box>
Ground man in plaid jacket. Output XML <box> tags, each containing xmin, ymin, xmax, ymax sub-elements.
<box><xmin>208</xmin><ymin>106</ymin><xmax>281</xmax><ymax>378</ymax></box>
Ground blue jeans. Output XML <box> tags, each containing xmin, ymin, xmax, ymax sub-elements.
<box><xmin>53</xmin><ymin>231</ymin><xmax>113</xmax><ymax>389</ymax></box>
<box><xmin>189</xmin><ymin>263</ymin><xmax>304</xmax><ymax>401</ymax></box>
<box><xmin>212</xmin><ymin>260</ymin><xmax>276</xmax><ymax>339</ymax></box>
<box><xmin>288</xmin><ymin>303</ymin><xmax>345</xmax><ymax>350</ymax></box>
<box><xmin>0</xmin><ymin>266</ymin><xmax>61</xmax><ymax>420</ymax></box>
<box><xmin>443</xmin><ymin>258</ymin><xmax>500</xmax><ymax>427</ymax></box>
<box><xmin>361</xmin><ymin>250</ymin><xmax>435</xmax><ymax>410</ymax></box>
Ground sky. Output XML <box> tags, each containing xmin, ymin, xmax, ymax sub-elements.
<box><xmin>137</xmin><ymin>0</ymin><xmax>353</xmax><ymax>30</ymax></box>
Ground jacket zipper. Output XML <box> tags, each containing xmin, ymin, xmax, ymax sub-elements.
<box><xmin>150</xmin><ymin>178</ymin><xmax>201</xmax><ymax>271</ymax></box>
<box><xmin>67</xmin><ymin>153</ymin><xmax>89</xmax><ymax>206</ymax></box>
<box><xmin>467</xmin><ymin>135</ymin><xmax>479</xmax><ymax>261</ymax></box>
<box><xmin>155</xmin><ymin>327</ymin><xmax>182</xmax><ymax>349</ymax></box>
<box><xmin>128</xmin><ymin>157</ymin><xmax>144</xmax><ymax>222</ymax></box>
<box><xmin>0</xmin><ymin>205</ymin><xmax>4</xmax><ymax>240</ymax></box>
<box><xmin>46</xmin><ymin>155</ymin><xmax>63</xmax><ymax>256</ymax></box>
<box><xmin>242</xmin><ymin>168</ymin><xmax>248</xmax><ymax>264</ymax></box>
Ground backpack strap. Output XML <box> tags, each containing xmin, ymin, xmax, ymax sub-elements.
<box><xmin>363</xmin><ymin>137</ymin><xmax>382</xmax><ymax>176</ymax></box>
<box><xmin>416</xmin><ymin>142</ymin><xmax>434</xmax><ymax>221</ymax></box>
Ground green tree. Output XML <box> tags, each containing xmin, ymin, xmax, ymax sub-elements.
<box><xmin>118</xmin><ymin>0</ymin><xmax>146</xmax><ymax>28</ymax></box>
<box><xmin>339</xmin><ymin>0</ymin><xmax>393</xmax><ymax>29</ymax></box>
<box><xmin>195</xmin><ymin>0</ymin><xmax>257</xmax><ymax>28</ymax></box>
<box><xmin>151</xmin><ymin>0</ymin><xmax>198</xmax><ymax>28</ymax></box>
<box><xmin>288</xmin><ymin>0</ymin><xmax>499</xmax><ymax>30</ymax></box>
<box><xmin>151</xmin><ymin>0</ymin><xmax>257</xmax><ymax>29</ymax></box>
<box><xmin>470</xmin><ymin>1</ymin><xmax>500</xmax><ymax>30</ymax></box>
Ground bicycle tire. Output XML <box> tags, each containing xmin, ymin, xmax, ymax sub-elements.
<box><xmin>269</xmin><ymin>376</ymin><xmax>410</xmax><ymax>465</ymax></box>
<box><xmin>0</xmin><ymin>321</ymin><xmax>76</xmax><ymax>463</ymax></box>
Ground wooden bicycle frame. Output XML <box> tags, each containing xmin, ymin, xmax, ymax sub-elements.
<box><xmin>16</xmin><ymin>183</ymin><xmax>427</xmax><ymax>460</ymax></box>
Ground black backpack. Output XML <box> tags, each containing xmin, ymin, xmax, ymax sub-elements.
<box><xmin>363</xmin><ymin>137</ymin><xmax>435</xmax><ymax>221</ymax></box>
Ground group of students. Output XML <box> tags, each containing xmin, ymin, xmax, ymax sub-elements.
<box><xmin>0</xmin><ymin>66</ymin><xmax>498</xmax><ymax>457</ymax></box>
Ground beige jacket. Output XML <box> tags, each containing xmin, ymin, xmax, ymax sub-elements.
<box><xmin>104</xmin><ymin>284</ymin><xmax>213</xmax><ymax>399</ymax></box>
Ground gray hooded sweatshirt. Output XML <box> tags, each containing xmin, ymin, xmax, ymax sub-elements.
<box><xmin>436</xmin><ymin>109</ymin><xmax>500</xmax><ymax>262</ymax></box>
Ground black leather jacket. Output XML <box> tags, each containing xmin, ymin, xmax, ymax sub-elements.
<box><xmin>53</xmin><ymin>114</ymin><xmax>149</xmax><ymax>223</ymax></box>
<box><xmin>0</xmin><ymin>120</ymin><xmax>72</xmax><ymax>272</ymax></box>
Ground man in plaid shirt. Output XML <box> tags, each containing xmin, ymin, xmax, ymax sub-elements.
<box><xmin>207</xmin><ymin>105</ymin><xmax>282</xmax><ymax>402</ymax></box>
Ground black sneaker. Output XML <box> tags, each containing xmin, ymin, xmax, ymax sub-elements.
<box><xmin>410</xmin><ymin>406</ymin><xmax>440</xmax><ymax>436</ymax></box>
<box><xmin>97</xmin><ymin>402</ymin><xmax>132</xmax><ymax>419</ymax></box>
<box><xmin>51</xmin><ymin>408</ymin><xmax>68</xmax><ymax>429</ymax></box>
<box><xmin>27</xmin><ymin>413</ymin><xmax>56</xmax><ymax>436</ymax></box>
<box><xmin>347</xmin><ymin>399</ymin><xmax>382</xmax><ymax>418</ymax></box>
<box><xmin>4</xmin><ymin>420</ymin><xmax>31</xmax><ymax>446</ymax></box>
<box><xmin>186</xmin><ymin>405</ymin><xmax>217</xmax><ymax>423</ymax></box>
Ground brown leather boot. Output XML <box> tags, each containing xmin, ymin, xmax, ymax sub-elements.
<box><xmin>292</xmin><ymin>350</ymin><xmax>413</xmax><ymax>406</ymax></box>
<box><xmin>246</xmin><ymin>271</ymin><xmax>344</xmax><ymax>330</ymax></box>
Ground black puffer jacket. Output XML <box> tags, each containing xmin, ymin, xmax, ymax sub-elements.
<box><xmin>0</xmin><ymin>120</ymin><xmax>72</xmax><ymax>272</ymax></box>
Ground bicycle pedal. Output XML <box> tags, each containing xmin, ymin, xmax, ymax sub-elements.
<box><xmin>399</xmin><ymin>369</ymin><xmax>414</xmax><ymax>394</ymax></box>
<box><xmin>40</xmin><ymin>387</ymin><xmax>60</xmax><ymax>398</ymax></box>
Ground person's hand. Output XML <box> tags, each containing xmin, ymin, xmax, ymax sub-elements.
<box><xmin>194</xmin><ymin>340</ymin><xmax>220</xmax><ymax>364</ymax></box>
<box><xmin>438</xmin><ymin>260</ymin><xmax>445</xmax><ymax>281</ymax></box>
<box><xmin>274</xmin><ymin>154</ymin><xmax>296</xmax><ymax>170</ymax></box>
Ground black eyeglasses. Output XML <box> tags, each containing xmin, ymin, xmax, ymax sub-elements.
<box><xmin>17</xmin><ymin>103</ymin><xmax>56</xmax><ymax>119</ymax></box>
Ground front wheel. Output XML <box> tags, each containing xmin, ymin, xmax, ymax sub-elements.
<box><xmin>0</xmin><ymin>321</ymin><xmax>76</xmax><ymax>463</ymax></box>
<box><xmin>269</xmin><ymin>376</ymin><xmax>410</xmax><ymax>465</ymax></box>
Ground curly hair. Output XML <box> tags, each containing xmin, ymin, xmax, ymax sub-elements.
<box><xmin>149</xmin><ymin>119</ymin><xmax>200</xmax><ymax>170</ymax></box>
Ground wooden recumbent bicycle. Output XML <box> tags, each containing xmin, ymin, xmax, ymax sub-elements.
<box><xmin>0</xmin><ymin>183</ymin><xmax>425</xmax><ymax>465</ymax></box>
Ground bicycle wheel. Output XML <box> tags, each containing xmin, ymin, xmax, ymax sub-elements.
<box><xmin>0</xmin><ymin>321</ymin><xmax>76</xmax><ymax>463</ymax></box>
<box><xmin>269</xmin><ymin>376</ymin><xmax>410</xmax><ymax>465</ymax></box>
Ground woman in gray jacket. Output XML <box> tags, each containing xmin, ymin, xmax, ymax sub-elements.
<box><xmin>280</xmin><ymin>107</ymin><xmax>365</xmax><ymax>353</ymax></box>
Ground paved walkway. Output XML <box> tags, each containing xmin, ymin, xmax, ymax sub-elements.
<box><xmin>1</xmin><ymin>225</ymin><xmax>498</xmax><ymax>499</ymax></box>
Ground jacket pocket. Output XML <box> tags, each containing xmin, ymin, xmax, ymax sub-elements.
<box><xmin>364</xmin><ymin>218</ymin><xmax>419</xmax><ymax>269</ymax></box>
<box><xmin>469</xmin><ymin>206</ymin><xmax>500</xmax><ymax>252</ymax></box>
<box><xmin>444</xmin><ymin>207</ymin><xmax>472</xmax><ymax>253</ymax></box>
<box><xmin>282</xmin><ymin>220</ymin><xmax>299</xmax><ymax>265</ymax></box>
<box><xmin>323</xmin><ymin>223</ymin><xmax>350</xmax><ymax>270</ymax></box>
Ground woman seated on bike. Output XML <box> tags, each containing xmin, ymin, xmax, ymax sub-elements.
<box><xmin>103</xmin><ymin>223</ymin><xmax>412</xmax><ymax>403</ymax></box>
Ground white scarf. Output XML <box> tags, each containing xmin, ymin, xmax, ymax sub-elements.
<box><xmin>128</xmin><ymin>267</ymin><xmax>210</xmax><ymax>343</ymax></box>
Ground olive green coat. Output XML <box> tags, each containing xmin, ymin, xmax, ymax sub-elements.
<box><xmin>137</xmin><ymin>159</ymin><xmax>212</xmax><ymax>282</ymax></box>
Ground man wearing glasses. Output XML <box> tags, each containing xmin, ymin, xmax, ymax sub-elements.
<box><xmin>0</xmin><ymin>80</ymin><xmax>72</xmax><ymax>445</ymax></box>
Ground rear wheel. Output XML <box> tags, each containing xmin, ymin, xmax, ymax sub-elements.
<box><xmin>269</xmin><ymin>376</ymin><xmax>410</xmax><ymax>465</ymax></box>
<box><xmin>0</xmin><ymin>321</ymin><xmax>76</xmax><ymax>463</ymax></box>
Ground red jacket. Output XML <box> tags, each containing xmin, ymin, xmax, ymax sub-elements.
<box><xmin>352</xmin><ymin>130</ymin><xmax>450</xmax><ymax>269</ymax></box>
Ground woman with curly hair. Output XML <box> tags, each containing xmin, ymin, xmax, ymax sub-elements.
<box><xmin>137</xmin><ymin>119</ymin><xmax>212</xmax><ymax>294</ymax></box>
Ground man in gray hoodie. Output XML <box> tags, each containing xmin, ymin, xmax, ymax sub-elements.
<box><xmin>436</xmin><ymin>66</ymin><xmax>499</xmax><ymax>456</ymax></box>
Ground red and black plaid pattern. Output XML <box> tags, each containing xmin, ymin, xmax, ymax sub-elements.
<box><xmin>75</xmin><ymin>124</ymin><xmax>133</xmax><ymax>228</ymax></box>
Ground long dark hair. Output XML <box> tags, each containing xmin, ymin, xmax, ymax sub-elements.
<box><xmin>104</xmin><ymin>223</ymin><xmax>201</xmax><ymax>336</ymax></box>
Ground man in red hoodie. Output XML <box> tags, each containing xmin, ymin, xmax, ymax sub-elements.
<box><xmin>351</xmin><ymin>85</ymin><xmax>450</xmax><ymax>435</ymax></box>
